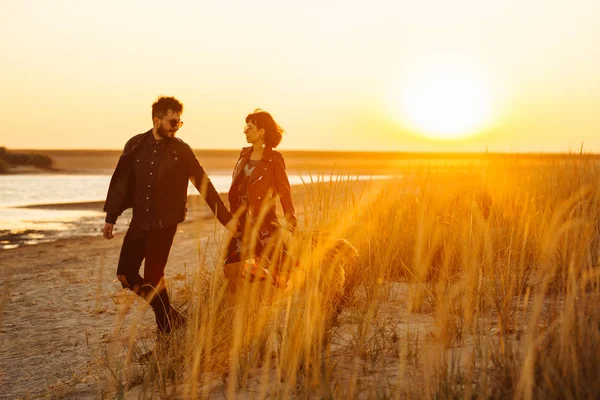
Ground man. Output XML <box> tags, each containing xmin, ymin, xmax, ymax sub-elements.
<box><xmin>103</xmin><ymin>96</ymin><xmax>236</xmax><ymax>334</ymax></box>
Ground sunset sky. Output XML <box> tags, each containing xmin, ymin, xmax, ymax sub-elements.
<box><xmin>1</xmin><ymin>0</ymin><xmax>599</xmax><ymax>152</ymax></box>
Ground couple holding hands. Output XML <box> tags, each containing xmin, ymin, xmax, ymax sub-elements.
<box><xmin>102</xmin><ymin>96</ymin><xmax>296</xmax><ymax>334</ymax></box>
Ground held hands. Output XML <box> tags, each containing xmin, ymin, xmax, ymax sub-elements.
<box><xmin>103</xmin><ymin>222</ymin><xmax>115</xmax><ymax>239</ymax></box>
<box><xmin>241</xmin><ymin>258</ymin><xmax>271</xmax><ymax>282</ymax></box>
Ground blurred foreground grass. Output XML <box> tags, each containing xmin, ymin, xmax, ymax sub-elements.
<box><xmin>94</xmin><ymin>157</ymin><xmax>600</xmax><ymax>399</ymax></box>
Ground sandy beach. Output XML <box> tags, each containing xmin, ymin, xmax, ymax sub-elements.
<box><xmin>0</xmin><ymin>207</ymin><xmax>235</xmax><ymax>398</ymax></box>
<box><xmin>0</xmin><ymin>178</ymin><xmax>426</xmax><ymax>399</ymax></box>
<box><xmin>0</xmin><ymin>173</ymin><xmax>312</xmax><ymax>399</ymax></box>
<box><xmin>3</xmin><ymin>158</ymin><xmax>600</xmax><ymax>398</ymax></box>
<box><xmin>0</xmin><ymin>150</ymin><xmax>390</xmax><ymax>397</ymax></box>
<box><xmin>1</xmin><ymin>181</ymin><xmax>372</xmax><ymax>399</ymax></box>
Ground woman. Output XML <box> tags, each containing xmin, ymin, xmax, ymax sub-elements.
<box><xmin>224</xmin><ymin>109</ymin><xmax>297</xmax><ymax>289</ymax></box>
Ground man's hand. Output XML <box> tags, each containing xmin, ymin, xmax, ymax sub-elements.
<box><xmin>103</xmin><ymin>222</ymin><xmax>115</xmax><ymax>239</ymax></box>
<box><xmin>225</xmin><ymin>217</ymin><xmax>240</xmax><ymax>237</ymax></box>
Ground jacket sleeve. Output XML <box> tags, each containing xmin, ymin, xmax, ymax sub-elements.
<box><xmin>273</xmin><ymin>153</ymin><xmax>297</xmax><ymax>229</ymax></box>
<box><xmin>104</xmin><ymin>137</ymin><xmax>138</xmax><ymax>224</ymax></box>
<box><xmin>185</xmin><ymin>144</ymin><xmax>233</xmax><ymax>227</ymax></box>
<box><xmin>105</xmin><ymin>212</ymin><xmax>119</xmax><ymax>224</ymax></box>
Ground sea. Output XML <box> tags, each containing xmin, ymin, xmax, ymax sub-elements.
<box><xmin>0</xmin><ymin>173</ymin><xmax>385</xmax><ymax>249</ymax></box>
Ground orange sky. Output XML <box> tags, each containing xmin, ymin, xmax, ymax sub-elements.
<box><xmin>1</xmin><ymin>0</ymin><xmax>599</xmax><ymax>152</ymax></box>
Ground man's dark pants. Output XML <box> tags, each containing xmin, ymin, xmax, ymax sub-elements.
<box><xmin>117</xmin><ymin>223</ymin><xmax>178</xmax><ymax>333</ymax></box>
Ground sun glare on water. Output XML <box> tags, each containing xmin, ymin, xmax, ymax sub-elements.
<box><xmin>390</xmin><ymin>63</ymin><xmax>496</xmax><ymax>140</ymax></box>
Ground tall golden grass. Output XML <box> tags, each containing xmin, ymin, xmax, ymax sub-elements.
<box><xmin>97</xmin><ymin>157</ymin><xmax>600</xmax><ymax>399</ymax></box>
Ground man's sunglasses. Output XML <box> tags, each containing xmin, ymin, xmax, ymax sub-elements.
<box><xmin>162</xmin><ymin>118</ymin><xmax>184</xmax><ymax>128</ymax></box>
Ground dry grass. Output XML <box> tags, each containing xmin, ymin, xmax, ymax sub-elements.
<box><xmin>94</xmin><ymin>157</ymin><xmax>600</xmax><ymax>399</ymax></box>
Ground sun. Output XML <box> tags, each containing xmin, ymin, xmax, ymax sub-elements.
<box><xmin>390</xmin><ymin>63</ymin><xmax>495</xmax><ymax>140</ymax></box>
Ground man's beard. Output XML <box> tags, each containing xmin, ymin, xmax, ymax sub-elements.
<box><xmin>157</xmin><ymin>126</ymin><xmax>177</xmax><ymax>140</ymax></box>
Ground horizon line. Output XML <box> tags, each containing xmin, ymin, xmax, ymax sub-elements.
<box><xmin>9</xmin><ymin>148</ymin><xmax>600</xmax><ymax>158</ymax></box>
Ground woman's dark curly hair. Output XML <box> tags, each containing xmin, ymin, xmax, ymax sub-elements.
<box><xmin>246</xmin><ymin>109</ymin><xmax>284</xmax><ymax>149</ymax></box>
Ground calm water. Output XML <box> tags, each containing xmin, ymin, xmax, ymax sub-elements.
<box><xmin>0</xmin><ymin>174</ymin><xmax>235</xmax><ymax>208</ymax></box>
<box><xmin>0</xmin><ymin>173</ymin><xmax>386</xmax><ymax>249</ymax></box>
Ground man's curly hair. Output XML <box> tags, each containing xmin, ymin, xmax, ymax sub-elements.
<box><xmin>152</xmin><ymin>96</ymin><xmax>184</xmax><ymax>118</ymax></box>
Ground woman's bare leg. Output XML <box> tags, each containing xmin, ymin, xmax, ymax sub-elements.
<box><xmin>223</xmin><ymin>261</ymin><xmax>244</xmax><ymax>293</ymax></box>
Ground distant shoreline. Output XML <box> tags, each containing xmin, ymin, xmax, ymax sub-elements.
<box><xmin>11</xmin><ymin>148</ymin><xmax>600</xmax><ymax>159</ymax></box>
<box><xmin>0</xmin><ymin>165</ymin><xmax>65</xmax><ymax>175</ymax></box>
<box><xmin>16</xmin><ymin>199</ymin><xmax>107</xmax><ymax>210</ymax></box>
<box><xmin>5</xmin><ymin>149</ymin><xmax>600</xmax><ymax>178</ymax></box>
<box><xmin>9</xmin><ymin>189</ymin><xmax>230</xmax><ymax>210</ymax></box>
<box><xmin>12</xmin><ymin>193</ymin><xmax>215</xmax><ymax>211</ymax></box>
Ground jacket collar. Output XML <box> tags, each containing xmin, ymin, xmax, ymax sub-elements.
<box><xmin>231</xmin><ymin>146</ymin><xmax>275</xmax><ymax>185</ymax></box>
<box><xmin>122</xmin><ymin>129</ymin><xmax>153</xmax><ymax>156</ymax></box>
<box><xmin>262</xmin><ymin>147</ymin><xmax>275</xmax><ymax>162</ymax></box>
